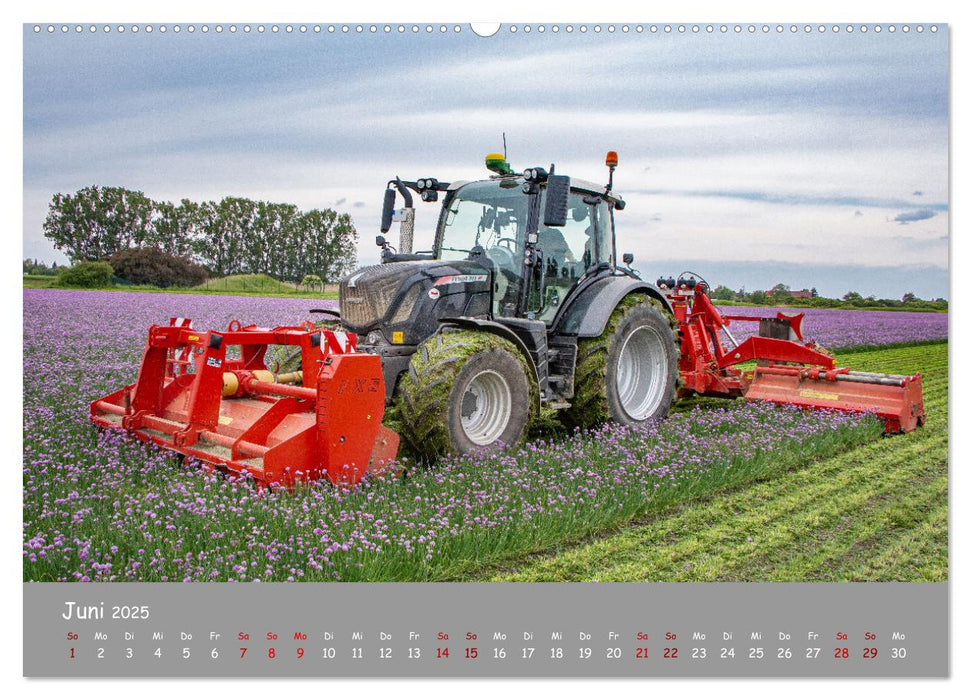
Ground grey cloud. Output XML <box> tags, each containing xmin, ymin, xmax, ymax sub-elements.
<box><xmin>353</xmin><ymin>201</ymin><xmax>366</xmax><ymax>208</ymax></box>
<box><xmin>893</xmin><ymin>209</ymin><xmax>937</xmax><ymax>224</ymax></box>
<box><xmin>912</xmin><ymin>190</ymin><xmax>924</xmax><ymax>196</ymax></box>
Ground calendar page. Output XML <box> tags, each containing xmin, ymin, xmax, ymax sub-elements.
<box><xmin>21</xmin><ymin>17</ymin><xmax>950</xmax><ymax>682</ymax></box>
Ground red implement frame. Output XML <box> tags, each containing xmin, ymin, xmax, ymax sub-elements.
<box><xmin>668</xmin><ymin>286</ymin><xmax>925</xmax><ymax>433</ymax></box>
<box><xmin>91</xmin><ymin>318</ymin><xmax>399</xmax><ymax>486</ymax></box>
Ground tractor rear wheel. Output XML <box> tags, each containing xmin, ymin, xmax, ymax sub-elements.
<box><xmin>264</xmin><ymin>319</ymin><xmax>341</xmax><ymax>374</ymax></box>
<box><xmin>396</xmin><ymin>330</ymin><xmax>534</xmax><ymax>459</ymax></box>
<box><xmin>563</xmin><ymin>294</ymin><xmax>678</xmax><ymax>430</ymax></box>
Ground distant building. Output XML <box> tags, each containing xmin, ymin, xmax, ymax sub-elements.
<box><xmin>765</xmin><ymin>288</ymin><xmax>814</xmax><ymax>299</ymax></box>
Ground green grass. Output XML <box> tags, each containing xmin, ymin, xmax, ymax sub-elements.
<box><xmin>488</xmin><ymin>341</ymin><xmax>947</xmax><ymax>582</ymax></box>
<box><xmin>22</xmin><ymin>274</ymin><xmax>56</xmax><ymax>288</ymax></box>
<box><xmin>22</xmin><ymin>273</ymin><xmax>338</xmax><ymax>299</ymax></box>
<box><xmin>192</xmin><ymin>274</ymin><xmax>299</xmax><ymax>294</ymax></box>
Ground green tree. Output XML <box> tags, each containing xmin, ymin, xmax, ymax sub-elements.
<box><xmin>843</xmin><ymin>291</ymin><xmax>863</xmax><ymax>304</ymax></box>
<box><xmin>300</xmin><ymin>274</ymin><xmax>324</xmax><ymax>292</ymax></box>
<box><xmin>196</xmin><ymin>197</ymin><xmax>258</xmax><ymax>277</ymax></box>
<box><xmin>43</xmin><ymin>186</ymin><xmax>155</xmax><ymax>261</ymax></box>
<box><xmin>43</xmin><ymin>186</ymin><xmax>359</xmax><ymax>283</ymax></box>
<box><xmin>298</xmin><ymin>208</ymin><xmax>358</xmax><ymax>283</ymax></box>
<box><xmin>252</xmin><ymin>201</ymin><xmax>300</xmax><ymax>280</ymax></box>
<box><xmin>710</xmin><ymin>284</ymin><xmax>734</xmax><ymax>301</ymax></box>
<box><xmin>152</xmin><ymin>198</ymin><xmax>203</xmax><ymax>259</ymax></box>
<box><xmin>902</xmin><ymin>292</ymin><xmax>918</xmax><ymax>303</ymax></box>
<box><xmin>769</xmin><ymin>283</ymin><xmax>792</xmax><ymax>301</ymax></box>
<box><xmin>750</xmin><ymin>289</ymin><xmax>767</xmax><ymax>304</ymax></box>
<box><xmin>23</xmin><ymin>259</ymin><xmax>58</xmax><ymax>275</ymax></box>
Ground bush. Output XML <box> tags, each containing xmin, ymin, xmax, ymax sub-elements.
<box><xmin>108</xmin><ymin>247</ymin><xmax>207</xmax><ymax>288</ymax></box>
<box><xmin>300</xmin><ymin>274</ymin><xmax>323</xmax><ymax>291</ymax></box>
<box><xmin>57</xmin><ymin>261</ymin><xmax>114</xmax><ymax>288</ymax></box>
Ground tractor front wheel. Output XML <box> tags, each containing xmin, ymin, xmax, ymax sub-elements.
<box><xmin>396</xmin><ymin>330</ymin><xmax>534</xmax><ymax>459</ymax></box>
<box><xmin>564</xmin><ymin>295</ymin><xmax>678</xmax><ymax>430</ymax></box>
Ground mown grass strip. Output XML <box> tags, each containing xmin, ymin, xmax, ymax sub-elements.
<box><xmin>487</xmin><ymin>435</ymin><xmax>945</xmax><ymax>582</ymax></box>
<box><xmin>728</xmin><ymin>440</ymin><xmax>946</xmax><ymax>581</ymax></box>
<box><xmin>856</xmin><ymin>502</ymin><xmax>948</xmax><ymax>581</ymax></box>
<box><xmin>489</xmin><ymin>342</ymin><xmax>947</xmax><ymax>583</ymax></box>
<box><xmin>792</xmin><ymin>473</ymin><xmax>947</xmax><ymax>581</ymax></box>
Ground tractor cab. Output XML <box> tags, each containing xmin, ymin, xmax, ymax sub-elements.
<box><xmin>435</xmin><ymin>175</ymin><xmax>615</xmax><ymax>323</ymax></box>
<box><xmin>375</xmin><ymin>153</ymin><xmax>622</xmax><ymax>327</ymax></box>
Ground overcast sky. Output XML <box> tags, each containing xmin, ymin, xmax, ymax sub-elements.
<box><xmin>22</xmin><ymin>24</ymin><xmax>949</xmax><ymax>299</ymax></box>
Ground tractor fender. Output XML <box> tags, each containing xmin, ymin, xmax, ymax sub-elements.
<box><xmin>557</xmin><ymin>276</ymin><xmax>673</xmax><ymax>338</ymax></box>
<box><xmin>438</xmin><ymin>317</ymin><xmax>542</xmax><ymax>411</ymax></box>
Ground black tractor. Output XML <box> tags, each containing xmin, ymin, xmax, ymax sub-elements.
<box><xmin>336</xmin><ymin>151</ymin><xmax>679</xmax><ymax>458</ymax></box>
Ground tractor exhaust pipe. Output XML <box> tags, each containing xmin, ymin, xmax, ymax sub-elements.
<box><xmin>380</xmin><ymin>178</ymin><xmax>416</xmax><ymax>254</ymax></box>
<box><xmin>399</xmin><ymin>207</ymin><xmax>415</xmax><ymax>255</ymax></box>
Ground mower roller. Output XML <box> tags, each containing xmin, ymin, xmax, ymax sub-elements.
<box><xmin>90</xmin><ymin>318</ymin><xmax>399</xmax><ymax>487</ymax></box>
<box><xmin>91</xmin><ymin>149</ymin><xmax>925</xmax><ymax>485</ymax></box>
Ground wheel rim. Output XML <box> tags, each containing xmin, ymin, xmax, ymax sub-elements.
<box><xmin>460</xmin><ymin>370</ymin><xmax>512</xmax><ymax>445</ymax></box>
<box><xmin>616</xmin><ymin>325</ymin><xmax>668</xmax><ymax>420</ymax></box>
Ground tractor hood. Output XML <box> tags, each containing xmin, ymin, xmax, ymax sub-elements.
<box><xmin>339</xmin><ymin>259</ymin><xmax>493</xmax><ymax>338</ymax></box>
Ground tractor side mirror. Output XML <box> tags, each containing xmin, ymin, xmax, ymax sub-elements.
<box><xmin>623</xmin><ymin>252</ymin><xmax>634</xmax><ymax>265</ymax></box>
<box><xmin>380</xmin><ymin>188</ymin><xmax>395</xmax><ymax>233</ymax></box>
<box><xmin>543</xmin><ymin>175</ymin><xmax>570</xmax><ymax>227</ymax></box>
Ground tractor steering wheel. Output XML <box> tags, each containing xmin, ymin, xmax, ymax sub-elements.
<box><xmin>487</xmin><ymin>237</ymin><xmax>519</xmax><ymax>270</ymax></box>
<box><xmin>487</xmin><ymin>245</ymin><xmax>515</xmax><ymax>270</ymax></box>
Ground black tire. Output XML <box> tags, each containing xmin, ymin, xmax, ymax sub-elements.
<box><xmin>396</xmin><ymin>330</ymin><xmax>534</xmax><ymax>459</ymax></box>
<box><xmin>563</xmin><ymin>294</ymin><xmax>678</xmax><ymax>430</ymax></box>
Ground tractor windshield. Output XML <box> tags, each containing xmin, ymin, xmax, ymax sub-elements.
<box><xmin>437</xmin><ymin>178</ymin><xmax>529</xmax><ymax>316</ymax></box>
<box><xmin>438</xmin><ymin>179</ymin><xmax>528</xmax><ymax>257</ymax></box>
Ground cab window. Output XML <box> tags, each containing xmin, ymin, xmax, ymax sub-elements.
<box><xmin>534</xmin><ymin>191</ymin><xmax>611</xmax><ymax>322</ymax></box>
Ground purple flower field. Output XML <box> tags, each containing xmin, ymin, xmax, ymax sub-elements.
<box><xmin>715</xmin><ymin>305</ymin><xmax>948</xmax><ymax>350</ymax></box>
<box><xmin>23</xmin><ymin>289</ymin><xmax>899</xmax><ymax>582</ymax></box>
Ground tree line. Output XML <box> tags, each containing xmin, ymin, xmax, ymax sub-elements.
<box><xmin>709</xmin><ymin>282</ymin><xmax>947</xmax><ymax>311</ymax></box>
<box><xmin>42</xmin><ymin>186</ymin><xmax>359</xmax><ymax>283</ymax></box>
